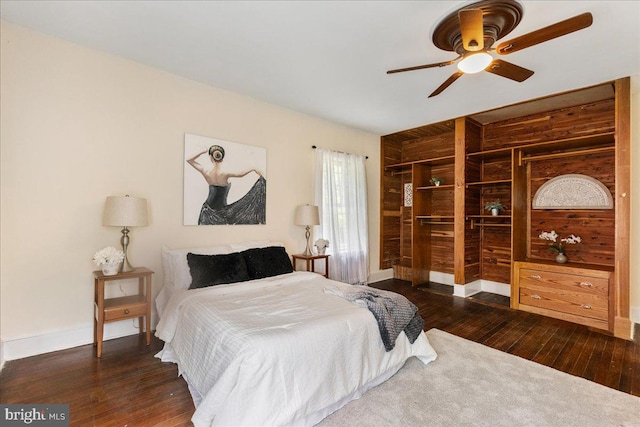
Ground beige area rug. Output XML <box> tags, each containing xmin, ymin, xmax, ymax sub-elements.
<box><xmin>319</xmin><ymin>329</ymin><xmax>640</xmax><ymax>427</ymax></box>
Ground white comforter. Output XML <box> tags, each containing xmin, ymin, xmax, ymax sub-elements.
<box><xmin>156</xmin><ymin>272</ymin><xmax>437</xmax><ymax>426</ymax></box>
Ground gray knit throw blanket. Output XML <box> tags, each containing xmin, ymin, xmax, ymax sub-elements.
<box><xmin>325</xmin><ymin>285</ymin><xmax>424</xmax><ymax>351</ymax></box>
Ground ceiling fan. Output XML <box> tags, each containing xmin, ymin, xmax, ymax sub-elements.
<box><xmin>388</xmin><ymin>0</ymin><xmax>593</xmax><ymax>97</ymax></box>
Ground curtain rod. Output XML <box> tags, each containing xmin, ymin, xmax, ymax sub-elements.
<box><xmin>311</xmin><ymin>145</ymin><xmax>368</xmax><ymax>159</ymax></box>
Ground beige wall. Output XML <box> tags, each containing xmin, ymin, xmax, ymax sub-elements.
<box><xmin>0</xmin><ymin>22</ymin><xmax>380</xmax><ymax>354</ymax></box>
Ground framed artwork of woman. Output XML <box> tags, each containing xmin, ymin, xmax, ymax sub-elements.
<box><xmin>183</xmin><ymin>133</ymin><xmax>267</xmax><ymax>225</ymax></box>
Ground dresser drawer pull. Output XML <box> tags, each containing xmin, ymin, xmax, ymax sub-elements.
<box><xmin>531</xmin><ymin>294</ymin><xmax>542</xmax><ymax>300</ymax></box>
<box><xmin>579</xmin><ymin>281</ymin><xmax>593</xmax><ymax>288</ymax></box>
<box><xmin>580</xmin><ymin>304</ymin><xmax>592</xmax><ymax>310</ymax></box>
<box><xmin>530</xmin><ymin>274</ymin><xmax>541</xmax><ymax>279</ymax></box>
<box><xmin>124</xmin><ymin>309</ymin><xmax>130</xmax><ymax>315</ymax></box>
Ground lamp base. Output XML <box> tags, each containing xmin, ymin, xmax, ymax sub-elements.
<box><xmin>302</xmin><ymin>225</ymin><xmax>314</xmax><ymax>256</ymax></box>
<box><xmin>120</xmin><ymin>226</ymin><xmax>135</xmax><ymax>272</ymax></box>
<box><xmin>121</xmin><ymin>256</ymin><xmax>135</xmax><ymax>272</ymax></box>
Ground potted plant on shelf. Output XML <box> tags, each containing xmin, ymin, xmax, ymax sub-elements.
<box><xmin>429</xmin><ymin>177</ymin><xmax>444</xmax><ymax>187</ymax></box>
<box><xmin>484</xmin><ymin>200</ymin><xmax>506</xmax><ymax>216</ymax></box>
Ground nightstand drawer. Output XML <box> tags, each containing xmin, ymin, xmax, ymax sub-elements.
<box><xmin>103</xmin><ymin>296</ymin><xmax>147</xmax><ymax>321</ymax></box>
<box><xmin>518</xmin><ymin>268</ymin><xmax>609</xmax><ymax>298</ymax></box>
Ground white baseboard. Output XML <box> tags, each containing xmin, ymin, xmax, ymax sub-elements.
<box><xmin>454</xmin><ymin>281</ymin><xmax>482</xmax><ymax>297</ymax></box>
<box><xmin>429</xmin><ymin>271</ymin><xmax>454</xmax><ymax>286</ymax></box>
<box><xmin>368</xmin><ymin>268</ymin><xmax>394</xmax><ymax>283</ymax></box>
<box><xmin>3</xmin><ymin>318</ymin><xmax>158</xmax><ymax>361</ymax></box>
<box><xmin>631</xmin><ymin>306</ymin><xmax>640</xmax><ymax>324</ymax></box>
<box><xmin>480</xmin><ymin>279</ymin><xmax>511</xmax><ymax>297</ymax></box>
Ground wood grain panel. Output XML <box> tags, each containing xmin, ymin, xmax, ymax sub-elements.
<box><xmin>483</xmin><ymin>99</ymin><xmax>615</xmax><ymax>150</ymax></box>
<box><xmin>482</xmin><ymin>159</ymin><xmax>511</xmax><ymax>182</ymax></box>
<box><xmin>465</xmin><ymin>226</ymin><xmax>481</xmax><ymax>282</ymax></box>
<box><xmin>403</xmin><ymin>133</ymin><xmax>455</xmax><ymax>162</ymax></box>
<box><xmin>383</xmin><ymin>120</ymin><xmax>456</xmax><ymax>145</ymax></box>
<box><xmin>380</xmin><ymin>138</ymin><xmax>403</xmax><ymax>269</ymax></box>
<box><xmin>528</xmin><ymin>151</ymin><xmax>615</xmax><ymax>266</ymax></box>
<box><xmin>482</xmin><ymin>226</ymin><xmax>512</xmax><ymax>283</ymax></box>
<box><xmin>614</xmin><ymin>77</ymin><xmax>632</xmax><ymax>337</ymax></box>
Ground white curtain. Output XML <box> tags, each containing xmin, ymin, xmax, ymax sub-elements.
<box><xmin>314</xmin><ymin>148</ymin><xmax>369</xmax><ymax>284</ymax></box>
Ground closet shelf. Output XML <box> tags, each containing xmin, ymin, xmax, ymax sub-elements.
<box><xmin>385</xmin><ymin>154</ymin><xmax>455</xmax><ymax>171</ymax></box>
<box><xmin>521</xmin><ymin>145</ymin><xmax>615</xmax><ymax>164</ymax></box>
<box><xmin>466</xmin><ymin>131</ymin><xmax>615</xmax><ymax>160</ymax></box>
<box><xmin>416</xmin><ymin>215</ymin><xmax>454</xmax><ymax>225</ymax></box>
<box><xmin>466</xmin><ymin>179</ymin><xmax>512</xmax><ymax>187</ymax></box>
<box><xmin>469</xmin><ymin>221</ymin><xmax>512</xmax><ymax>229</ymax></box>
<box><xmin>466</xmin><ymin>215</ymin><xmax>512</xmax><ymax>219</ymax></box>
<box><xmin>416</xmin><ymin>184</ymin><xmax>455</xmax><ymax>190</ymax></box>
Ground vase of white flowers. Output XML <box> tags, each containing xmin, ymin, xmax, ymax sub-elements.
<box><xmin>538</xmin><ymin>230</ymin><xmax>582</xmax><ymax>263</ymax></box>
<box><xmin>93</xmin><ymin>246</ymin><xmax>125</xmax><ymax>276</ymax></box>
<box><xmin>314</xmin><ymin>238</ymin><xmax>329</xmax><ymax>255</ymax></box>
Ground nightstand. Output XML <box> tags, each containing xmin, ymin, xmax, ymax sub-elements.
<box><xmin>291</xmin><ymin>254</ymin><xmax>330</xmax><ymax>278</ymax></box>
<box><xmin>93</xmin><ymin>267</ymin><xmax>153</xmax><ymax>357</ymax></box>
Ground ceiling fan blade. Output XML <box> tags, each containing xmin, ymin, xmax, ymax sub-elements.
<box><xmin>496</xmin><ymin>12</ymin><xmax>593</xmax><ymax>55</ymax></box>
<box><xmin>428</xmin><ymin>71</ymin><xmax>464</xmax><ymax>97</ymax></box>
<box><xmin>387</xmin><ymin>58</ymin><xmax>458</xmax><ymax>74</ymax></box>
<box><xmin>485</xmin><ymin>59</ymin><xmax>534</xmax><ymax>82</ymax></box>
<box><xmin>459</xmin><ymin>9</ymin><xmax>484</xmax><ymax>52</ymax></box>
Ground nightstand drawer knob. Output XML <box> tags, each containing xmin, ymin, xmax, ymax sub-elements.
<box><xmin>579</xmin><ymin>282</ymin><xmax>593</xmax><ymax>288</ymax></box>
<box><xmin>581</xmin><ymin>304</ymin><xmax>592</xmax><ymax>310</ymax></box>
<box><xmin>531</xmin><ymin>294</ymin><xmax>542</xmax><ymax>300</ymax></box>
<box><xmin>124</xmin><ymin>309</ymin><xmax>130</xmax><ymax>315</ymax></box>
<box><xmin>530</xmin><ymin>274</ymin><xmax>541</xmax><ymax>279</ymax></box>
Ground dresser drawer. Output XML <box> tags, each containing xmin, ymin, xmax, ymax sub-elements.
<box><xmin>519</xmin><ymin>285</ymin><xmax>608</xmax><ymax>321</ymax></box>
<box><xmin>518</xmin><ymin>268</ymin><xmax>609</xmax><ymax>298</ymax></box>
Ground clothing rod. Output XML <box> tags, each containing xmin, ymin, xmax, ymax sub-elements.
<box><xmin>312</xmin><ymin>145</ymin><xmax>368</xmax><ymax>159</ymax></box>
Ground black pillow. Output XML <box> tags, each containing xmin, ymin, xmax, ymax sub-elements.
<box><xmin>242</xmin><ymin>246</ymin><xmax>293</xmax><ymax>280</ymax></box>
<box><xmin>187</xmin><ymin>252</ymin><xmax>250</xmax><ymax>289</ymax></box>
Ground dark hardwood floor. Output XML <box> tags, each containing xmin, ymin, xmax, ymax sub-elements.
<box><xmin>1</xmin><ymin>278</ymin><xmax>638</xmax><ymax>426</ymax></box>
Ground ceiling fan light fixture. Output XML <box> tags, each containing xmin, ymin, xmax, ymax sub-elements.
<box><xmin>457</xmin><ymin>52</ymin><xmax>493</xmax><ymax>74</ymax></box>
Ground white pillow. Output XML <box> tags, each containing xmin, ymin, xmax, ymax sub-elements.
<box><xmin>229</xmin><ymin>239</ymin><xmax>275</xmax><ymax>252</ymax></box>
<box><xmin>162</xmin><ymin>244</ymin><xmax>233</xmax><ymax>292</ymax></box>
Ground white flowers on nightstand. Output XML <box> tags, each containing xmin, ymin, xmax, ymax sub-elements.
<box><xmin>93</xmin><ymin>246</ymin><xmax>125</xmax><ymax>275</ymax></box>
<box><xmin>314</xmin><ymin>239</ymin><xmax>329</xmax><ymax>255</ymax></box>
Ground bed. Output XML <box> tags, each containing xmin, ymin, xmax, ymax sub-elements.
<box><xmin>155</xmin><ymin>240</ymin><xmax>437</xmax><ymax>426</ymax></box>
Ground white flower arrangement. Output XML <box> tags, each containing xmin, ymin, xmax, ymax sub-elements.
<box><xmin>314</xmin><ymin>239</ymin><xmax>329</xmax><ymax>250</ymax></box>
<box><xmin>538</xmin><ymin>230</ymin><xmax>582</xmax><ymax>254</ymax></box>
<box><xmin>92</xmin><ymin>246</ymin><xmax>125</xmax><ymax>266</ymax></box>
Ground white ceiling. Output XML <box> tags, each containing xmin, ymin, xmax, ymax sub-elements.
<box><xmin>1</xmin><ymin>1</ymin><xmax>639</xmax><ymax>135</ymax></box>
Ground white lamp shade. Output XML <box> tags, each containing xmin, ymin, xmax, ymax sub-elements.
<box><xmin>294</xmin><ymin>205</ymin><xmax>320</xmax><ymax>226</ymax></box>
<box><xmin>103</xmin><ymin>195</ymin><xmax>149</xmax><ymax>227</ymax></box>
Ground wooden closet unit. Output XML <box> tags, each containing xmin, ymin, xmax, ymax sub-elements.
<box><xmin>379</xmin><ymin>78</ymin><xmax>632</xmax><ymax>339</ymax></box>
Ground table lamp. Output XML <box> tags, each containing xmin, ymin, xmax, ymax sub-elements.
<box><xmin>294</xmin><ymin>204</ymin><xmax>320</xmax><ymax>256</ymax></box>
<box><xmin>103</xmin><ymin>195</ymin><xmax>149</xmax><ymax>272</ymax></box>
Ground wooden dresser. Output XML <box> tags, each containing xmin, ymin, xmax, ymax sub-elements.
<box><xmin>512</xmin><ymin>260</ymin><xmax>613</xmax><ymax>332</ymax></box>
